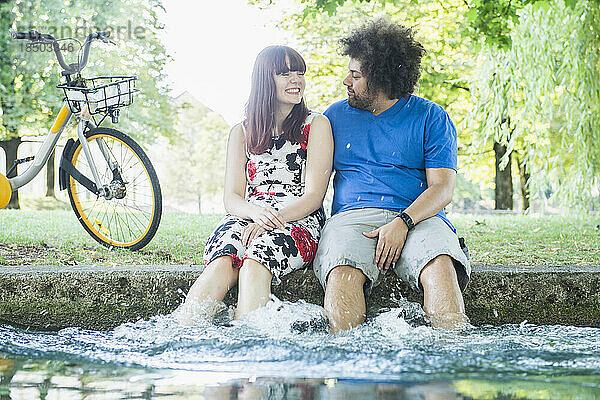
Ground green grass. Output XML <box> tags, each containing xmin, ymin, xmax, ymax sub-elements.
<box><xmin>451</xmin><ymin>213</ymin><xmax>600</xmax><ymax>266</ymax></box>
<box><xmin>1</xmin><ymin>208</ymin><xmax>599</xmax><ymax>266</ymax></box>
<box><xmin>0</xmin><ymin>209</ymin><xmax>222</xmax><ymax>266</ymax></box>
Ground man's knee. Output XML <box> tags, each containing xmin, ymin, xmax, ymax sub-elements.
<box><xmin>326</xmin><ymin>265</ymin><xmax>367</xmax><ymax>290</ymax></box>
<box><xmin>419</xmin><ymin>255</ymin><xmax>458</xmax><ymax>290</ymax></box>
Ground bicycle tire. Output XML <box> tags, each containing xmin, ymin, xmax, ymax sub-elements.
<box><xmin>66</xmin><ymin>127</ymin><xmax>162</xmax><ymax>251</ymax></box>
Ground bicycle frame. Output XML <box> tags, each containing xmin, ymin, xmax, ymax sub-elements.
<box><xmin>7</xmin><ymin>102</ymin><xmax>110</xmax><ymax>195</ymax></box>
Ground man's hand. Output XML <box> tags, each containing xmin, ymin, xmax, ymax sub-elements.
<box><xmin>241</xmin><ymin>222</ymin><xmax>267</xmax><ymax>247</ymax></box>
<box><xmin>363</xmin><ymin>218</ymin><xmax>408</xmax><ymax>270</ymax></box>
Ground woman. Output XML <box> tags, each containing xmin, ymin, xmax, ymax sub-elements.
<box><xmin>179</xmin><ymin>45</ymin><xmax>333</xmax><ymax>321</ymax></box>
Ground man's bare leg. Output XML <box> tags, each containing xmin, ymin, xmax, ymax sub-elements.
<box><xmin>419</xmin><ymin>255</ymin><xmax>469</xmax><ymax>329</ymax></box>
<box><xmin>235</xmin><ymin>258</ymin><xmax>273</xmax><ymax>319</ymax></box>
<box><xmin>324</xmin><ymin>265</ymin><xmax>367</xmax><ymax>334</ymax></box>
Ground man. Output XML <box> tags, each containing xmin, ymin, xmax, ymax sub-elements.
<box><xmin>314</xmin><ymin>18</ymin><xmax>470</xmax><ymax>333</ymax></box>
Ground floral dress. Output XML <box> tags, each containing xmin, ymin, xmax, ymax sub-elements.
<box><xmin>203</xmin><ymin>112</ymin><xmax>326</xmax><ymax>284</ymax></box>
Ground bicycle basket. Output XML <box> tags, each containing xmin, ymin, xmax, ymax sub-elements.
<box><xmin>57</xmin><ymin>76</ymin><xmax>138</xmax><ymax>115</ymax></box>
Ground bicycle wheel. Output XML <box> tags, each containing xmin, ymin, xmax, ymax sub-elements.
<box><xmin>66</xmin><ymin>127</ymin><xmax>162</xmax><ymax>250</ymax></box>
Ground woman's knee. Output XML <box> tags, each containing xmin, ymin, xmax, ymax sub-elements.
<box><xmin>239</xmin><ymin>258</ymin><xmax>272</xmax><ymax>280</ymax></box>
<box><xmin>204</xmin><ymin>256</ymin><xmax>239</xmax><ymax>280</ymax></box>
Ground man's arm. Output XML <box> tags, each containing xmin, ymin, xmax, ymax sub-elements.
<box><xmin>403</xmin><ymin>167</ymin><xmax>456</xmax><ymax>225</ymax></box>
<box><xmin>362</xmin><ymin>167</ymin><xmax>456</xmax><ymax>270</ymax></box>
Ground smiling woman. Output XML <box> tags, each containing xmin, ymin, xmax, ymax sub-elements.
<box><xmin>175</xmin><ymin>45</ymin><xmax>334</xmax><ymax>323</ymax></box>
<box><xmin>246</xmin><ymin>46</ymin><xmax>308</xmax><ymax>154</ymax></box>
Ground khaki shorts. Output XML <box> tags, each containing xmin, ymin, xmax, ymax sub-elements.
<box><xmin>313</xmin><ymin>208</ymin><xmax>470</xmax><ymax>293</ymax></box>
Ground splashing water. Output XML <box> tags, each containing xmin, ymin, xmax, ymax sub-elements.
<box><xmin>2</xmin><ymin>298</ymin><xmax>600</xmax><ymax>398</ymax></box>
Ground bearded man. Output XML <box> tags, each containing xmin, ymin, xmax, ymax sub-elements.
<box><xmin>314</xmin><ymin>18</ymin><xmax>470</xmax><ymax>332</ymax></box>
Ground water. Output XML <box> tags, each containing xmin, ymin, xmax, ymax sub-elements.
<box><xmin>2</xmin><ymin>298</ymin><xmax>600</xmax><ymax>399</ymax></box>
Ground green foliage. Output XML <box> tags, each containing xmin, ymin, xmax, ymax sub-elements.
<box><xmin>288</xmin><ymin>0</ymin><xmax>593</xmax><ymax>50</ymax></box>
<box><xmin>0</xmin><ymin>1</ymin><xmax>59</xmax><ymax>138</ymax></box>
<box><xmin>465</xmin><ymin>0</ymin><xmax>600</xmax><ymax>210</ymax></box>
<box><xmin>464</xmin><ymin>0</ymin><xmax>529</xmax><ymax>49</ymax></box>
<box><xmin>272</xmin><ymin>0</ymin><xmax>600</xmax><ymax>211</ymax></box>
<box><xmin>463</xmin><ymin>0</ymin><xmax>595</xmax><ymax>49</ymax></box>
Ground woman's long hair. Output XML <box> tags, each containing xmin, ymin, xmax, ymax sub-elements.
<box><xmin>244</xmin><ymin>46</ymin><xmax>309</xmax><ymax>155</ymax></box>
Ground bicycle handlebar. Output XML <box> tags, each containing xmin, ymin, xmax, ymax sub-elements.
<box><xmin>10</xmin><ymin>29</ymin><xmax>111</xmax><ymax>75</ymax></box>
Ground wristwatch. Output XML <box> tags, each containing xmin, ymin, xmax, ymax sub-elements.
<box><xmin>397</xmin><ymin>211</ymin><xmax>415</xmax><ymax>231</ymax></box>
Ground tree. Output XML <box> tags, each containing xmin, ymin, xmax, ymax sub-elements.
<box><xmin>295</xmin><ymin>0</ymin><xmax>596</xmax><ymax>48</ymax></box>
<box><xmin>259</xmin><ymin>0</ymin><xmax>600</xmax><ymax>212</ymax></box>
<box><xmin>466</xmin><ymin>0</ymin><xmax>600</xmax><ymax>211</ymax></box>
<box><xmin>162</xmin><ymin>92</ymin><xmax>229</xmax><ymax>214</ymax></box>
<box><xmin>45</xmin><ymin>148</ymin><xmax>54</xmax><ymax>197</ymax></box>
<box><xmin>1</xmin><ymin>1</ymin><xmax>53</xmax><ymax>208</ymax></box>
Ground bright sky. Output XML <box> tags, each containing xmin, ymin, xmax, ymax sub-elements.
<box><xmin>163</xmin><ymin>0</ymin><xmax>298</xmax><ymax>125</ymax></box>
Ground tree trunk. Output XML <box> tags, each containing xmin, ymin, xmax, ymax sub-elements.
<box><xmin>46</xmin><ymin>148</ymin><xmax>56</xmax><ymax>197</ymax></box>
<box><xmin>0</xmin><ymin>136</ymin><xmax>22</xmax><ymax>209</ymax></box>
<box><xmin>494</xmin><ymin>141</ymin><xmax>513</xmax><ymax>210</ymax></box>
<box><xmin>516</xmin><ymin>154</ymin><xmax>530</xmax><ymax>211</ymax></box>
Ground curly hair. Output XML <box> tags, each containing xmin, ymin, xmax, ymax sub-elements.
<box><xmin>340</xmin><ymin>18</ymin><xmax>426</xmax><ymax>99</ymax></box>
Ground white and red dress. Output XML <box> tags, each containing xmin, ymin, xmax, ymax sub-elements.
<box><xmin>203</xmin><ymin>112</ymin><xmax>325</xmax><ymax>284</ymax></box>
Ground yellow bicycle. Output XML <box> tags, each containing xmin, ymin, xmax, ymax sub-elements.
<box><xmin>1</xmin><ymin>30</ymin><xmax>162</xmax><ymax>251</ymax></box>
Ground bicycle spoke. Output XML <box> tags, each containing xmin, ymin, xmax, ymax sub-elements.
<box><xmin>68</xmin><ymin>129</ymin><xmax>161</xmax><ymax>249</ymax></box>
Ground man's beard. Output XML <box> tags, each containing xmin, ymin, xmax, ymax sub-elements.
<box><xmin>348</xmin><ymin>88</ymin><xmax>378</xmax><ymax>111</ymax></box>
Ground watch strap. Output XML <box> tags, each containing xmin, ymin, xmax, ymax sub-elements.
<box><xmin>398</xmin><ymin>211</ymin><xmax>415</xmax><ymax>231</ymax></box>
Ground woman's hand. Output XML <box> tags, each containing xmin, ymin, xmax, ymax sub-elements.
<box><xmin>242</xmin><ymin>222</ymin><xmax>267</xmax><ymax>247</ymax></box>
<box><xmin>249</xmin><ymin>205</ymin><xmax>286</xmax><ymax>230</ymax></box>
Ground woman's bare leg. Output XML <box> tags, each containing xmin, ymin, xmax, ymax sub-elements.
<box><xmin>235</xmin><ymin>258</ymin><xmax>272</xmax><ymax>319</ymax></box>
<box><xmin>177</xmin><ymin>256</ymin><xmax>239</xmax><ymax>322</ymax></box>
<box><xmin>186</xmin><ymin>256</ymin><xmax>240</xmax><ymax>302</ymax></box>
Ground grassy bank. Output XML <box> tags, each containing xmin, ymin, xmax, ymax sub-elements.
<box><xmin>1</xmin><ymin>208</ymin><xmax>599</xmax><ymax>266</ymax></box>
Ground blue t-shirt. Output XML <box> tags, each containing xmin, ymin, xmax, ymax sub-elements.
<box><xmin>323</xmin><ymin>95</ymin><xmax>457</xmax><ymax>231</ymax></box>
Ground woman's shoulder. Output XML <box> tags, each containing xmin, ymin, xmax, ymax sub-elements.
<box><xmin>305</xmin><ymin>112</ymin><xmax>330</xmax><ymax>129</ymax></box>
<box><xmin>231</xmin><ymin>121</ymin><xmax>244</xmax><ymax>132</ymax></box>
<box><xmin>229</xmin><ymin>122</ymin><xmax>245</xmax><ymax>138</ymax></box>
<box><xmin>304</xmin><ymin>111</ymin><xmax>328</xmax><ymax>125</ymax></box>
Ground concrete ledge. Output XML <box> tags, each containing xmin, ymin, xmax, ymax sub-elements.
<box><xmin>1</xmin><ymin>265</ymin><xmax>599</xmax><ymax>330</ymax></box>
